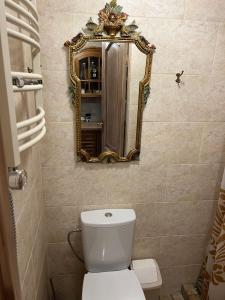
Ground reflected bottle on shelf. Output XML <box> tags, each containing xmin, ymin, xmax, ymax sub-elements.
<box><xmin>80</xmin><ymin>62</ymin><xmax>88</xmax><ymax>94</ymax></box>
<box><xmin>80</xmin><ymin>62</ymin><xmax>86</xmax><ymax>80</ymax></box>
<box><xmin>91</xmin><ymin>61</ymin><xmax>97</xmax><ymax>79</ymax></box>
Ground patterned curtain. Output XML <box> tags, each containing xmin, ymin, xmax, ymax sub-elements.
<box><xmin>197</xmin><ymin>172</ymin><xmax>225</xmax><ymax>300</ymax></box>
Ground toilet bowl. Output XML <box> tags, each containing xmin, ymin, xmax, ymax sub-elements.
<box><xmin>80</xmin><ymin>209</ymin><xmax>160</xmax><ymax>300</ymax></box>
<box><xmin>82</xmin><ymin>269</ymin><xmax>145</xmax><ymax>300</ymax></box>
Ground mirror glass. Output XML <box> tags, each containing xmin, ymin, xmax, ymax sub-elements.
<box><xmin>72</xmin><ymin>41</ymin><xmax>146</xmax><ymax>159</ymax></box>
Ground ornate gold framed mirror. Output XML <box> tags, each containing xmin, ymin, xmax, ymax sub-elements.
<box><xmin>64</xmin><ymin>0</ymin><xmax>155</xmax><ymax>163</ymax></box>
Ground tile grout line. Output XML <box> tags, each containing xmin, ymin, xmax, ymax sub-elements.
<box><xmin>210</xmin><ymin>21</ymin><xmax>222</xmax><ymax>75</ymax></box>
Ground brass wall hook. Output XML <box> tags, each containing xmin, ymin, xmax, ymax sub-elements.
<box><xmin>175</xmin><ymin>70</ymin><xmax>184</xmax><ymax>86</ymax></box>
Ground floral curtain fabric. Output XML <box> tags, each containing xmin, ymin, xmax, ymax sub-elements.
<box><xmin>197</xmin><ymin>173</ymin><xmax>225</xmax><ymax>300</ymax></box>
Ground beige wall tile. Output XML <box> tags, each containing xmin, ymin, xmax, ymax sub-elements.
<box><xmin>41</xmin><ymin>122</ymin><xmax>75</xmax><ymax>167</ymax></box>
<box><xmin>48</xmin><ymin>243</ymin><xmax>85</xmax><ymax>276</ymax></box>
<box><xmin>39</xmin><ymin>13</ymin><xmax>96</xmax><ymax>71</ymax></box>
<box><xmin>16</xmin><ymin>188</ymin><xmax>38</xmax><ymax>283</ymax></box>
<box><xmin>42</xmin><ymin>70</ymin><xmax>73</xmax><ymax>122</ymax></box>
<box><xmin>160</xmin><ymin>265</ymin><xmax>201</xmax><ymax>296</ymax></box>
<box><xmin>199</xmin><ymin>123</ymin><xmax>225</xmax><ymax>163</ymax></box>
<box><xmin>136</xmin><ymin>18</ymin><xmax>218</xmax><ymax>75</ymax></box>
<box><xmin>185</xmin><ymin>0</ymin><xmax>225</xmax><ymax>21</ymax></box>
<box><xmin>166</xmin><ymin>163</ymin><xmax>224</xmax><ymax>202</ymax></box>
<box><xmin>39</xmin><ymin>0</ymin><xmax>185</xmax><ymax>19</ymax></box>
<box><xmin>36</xmin><ymin>261</ymin><xmax>49</xmax><ymax>300</ymax></box>
<box><xmin>50</xmin><ymin>274</ymin><xmax>83</xmax><ymax>300</ymax></box>
<box><xmin>105</xmin><ymin>164</ymin><xmax>166</xmax><ymax>203</ymax></box>
<box><xmin>121</xmin><ymin>0</ymin><xmax>185</xmax><ymax>19</ymax></box>
<box><xmin>142</xmin><ymin>122</ymin><xmax>203</xmax><ymax>164</ymax></box>
<box><xmin>43</xmin><ymin>166</ymin><xmax>109</xmax><ymax>206</ymax></box>
<box><xmin>133</xmin><ymin>203</ymin><xmax>158</xmax><ymax>238</ymax></box>
<box><xmin>37</xmin><ymin>0</ymin><xmax>105</xmax><ymax>15</ymax></box>
<box><xmin>213</xmin><ymin>24</ymin><xmax>225</xmax><ymax>75</ymax></box>
<box><xmin>156</xmin><ymin>201</ymin><xmax>217</xmax><ymax>236</ymax></box>
<box><xmin>46</xmin><ymin>205</ymin><xmax>81</xmax><ymax>243</ymax></box>
<box><xmin>159</xmin><ymin>235</ymin><xmax>208</xmax><ymax>267</ymax></box>
<box><xmin>145</xmin><ymin>74</ymin><xmax>225</xmax><ymax>122</ymax></box>
<box><xmin>32</xmin><ymin>217</ymin><xmax>47</xmax><ymax>288</ymax></box>
<box><xmin>133</xmin><ymin>238</ymin><xmax>160</xmax><ymax>260</ymax></box>
<box><xmin>21</xmin><ymin>256</ymin><xmax>36</xmax><ymax>300</ymax></box>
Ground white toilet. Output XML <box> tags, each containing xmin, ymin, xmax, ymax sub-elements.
<box><xmin>81</xmin><ymin>208</ymin><xmax>159</xmax><ymax>300</ymax></box>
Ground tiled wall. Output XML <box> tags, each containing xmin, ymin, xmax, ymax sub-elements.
<box><xmin>37</xmin><ymin>0</ymin><xmax>225</xmax><ymax>297</ymax></box>
<box><xmin>12</xmin><ymin>147</ymin><xmax>48</xmax><ymax>300</ymax></box>
<box><xmin>7</xmin><ymin>5</ymin><xmax>48</xmax><ymax>299</ymax></box>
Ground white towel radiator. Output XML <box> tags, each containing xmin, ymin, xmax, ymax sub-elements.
<box><xmin>0</xmin><ymin>0</ymin><xmax>46</xmax><ymax>189</ymax></box>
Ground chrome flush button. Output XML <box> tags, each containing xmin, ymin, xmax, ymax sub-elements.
<box><xmin>105</xmin><ymin>212</ymin><xmax>112</xmax><ymax>217</ymax></box>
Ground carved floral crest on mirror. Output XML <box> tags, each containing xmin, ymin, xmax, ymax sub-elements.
<box><xmin>64</xmin><ymin>0</ymin><xmax>155</xmax><ymax>163</ymax></box>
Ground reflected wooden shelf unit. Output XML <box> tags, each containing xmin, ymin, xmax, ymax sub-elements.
<box><xmin>81</xmin><ymin>130</ymin><xmax>102</xmax><ymax>157</ymax></box>
<box><xmin>74</xmin><ymin>47</ymin><xmax>102</xmax><ymax>156</ymax></box>
<box><xmin>81</xmin><ymin>122</ymin><xmax>103</xmax><ymax>130</ymax></box>
<box><xmin>75</xmin><ymin>47</ymin><xmax>102</xmax><ymax>94</ymax></box>
<box><xmin>81</xmin><ymin>93</ymin><xmax>102</xmax><ymax>98</ymax></box>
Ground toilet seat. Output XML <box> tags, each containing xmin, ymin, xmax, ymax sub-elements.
<box><xmin>82</xmin><ymin>269</ymin><xmax>146</xmax><ymax>300</ymax></box>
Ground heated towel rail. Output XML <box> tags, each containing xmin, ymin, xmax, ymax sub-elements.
<box><xmin>0</xmin><ymin>0</ymin><xmax>46</xmax><ymax>189</ymax></box>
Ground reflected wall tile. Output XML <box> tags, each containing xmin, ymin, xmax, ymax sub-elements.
<box><xmin>199</xmin><ymin>123</ymin><xmax>225</xmax><ymax>163</ymax></box>
<box><xmin>136</xmin><ymin>18</ymin><xmax>218</xmax><ymax>75</ymax></box>
<box><xmin>127</xmin><ymin>105</ymin><xmax>138</xmax><ymax>125</ymax></box>
<box><xmin>142</xmin><ymin>122</ymin><xmax>202</xmax><ymax>164</ymax></box>
<box><xmin>42</xmin><ymin>70</ymin><xmax>73</xmax><ymax>122</ymax></box>
<box><xmin>41</xmin><ymin>122</ymin><xmax>75</xmax><ymax>167</ymax></box>
<box><xmin>185</xmin><ymin>0</ymin><xmax>225</xmax><ymax>21</ymax></box>
<box><xmin>166</xmin><ymin>164</ymin><xmax>224</xmax><ymax>202</ymax></box>
<box><xmin>213</xmin><ymin>23</ymin><xmax>225</xmax><ymax>75</ymax></box>
<box><xmin>159</xmin><ymin>235</ymin><xmax>208</xmax><ymax>267</ymax></box>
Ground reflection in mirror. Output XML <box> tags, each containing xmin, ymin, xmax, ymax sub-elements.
<box><xmin>72</xmin><ymin>41</ymin><xmax>146</xmax><ymax>159</ymax></box>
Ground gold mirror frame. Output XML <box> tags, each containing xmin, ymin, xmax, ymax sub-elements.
<box><xmin>64</xmin><ymin>1</ymin><xmax>155</xmax><ymax>163</ymax></box>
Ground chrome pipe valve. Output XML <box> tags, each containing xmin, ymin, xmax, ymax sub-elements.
<box><xmin>8</xmin><ymin>167</ymin><xmax>27</xmax><ymax>190</ymax></box>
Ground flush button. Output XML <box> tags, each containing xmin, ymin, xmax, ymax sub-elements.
<box><xmin>105</xmin><ymin>212</ymin><xmax>112</xmax><ymax>217</ymax></box>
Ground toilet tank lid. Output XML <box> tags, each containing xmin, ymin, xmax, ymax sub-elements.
<box><xmin>81</xmin><ymin>209</ymin><xmax>136</xmax><ymax>227</ymax></box>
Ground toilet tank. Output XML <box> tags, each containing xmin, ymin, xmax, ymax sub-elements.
<box><xmin>81</xmin><ymin>209</ymin><xmax>136</xmax><ymax>273</ymax></box>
